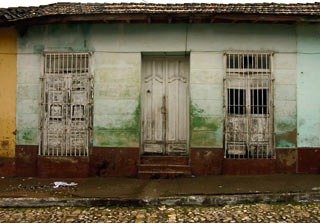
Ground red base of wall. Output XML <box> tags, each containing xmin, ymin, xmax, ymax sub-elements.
<box><xmin>276</xmin><ymin>149</ymin><xmax>297</xmax><ymax>173</ymax></box>
<box><xmin>298</xmin><ymin>148</ymin><xmax>320</xmax><ymax>173</ymax></box>
<box><xmin>37</xmin><ymin>156</ymin><xmax>89</xmax><ymax>178</ymax></box>
<box><xmin>190</xmin><ymin>148</ymin><xmax>223</xmax><ymax>175</ymax></box>
<box><xmin>15</xmin><ymin>145</ymin><xmax>38</xmax><ymax>177</ymax></box>
<box><xmin>191</xmin><ymin>148</ymin><xmax>298</xmax><ymax>175</ymax></box>
<box><xmin>0</xmin><ymin>157</ymin><xmax>15</xmax><ymax>177</ymax></box>
<box><xmin>89</xmin><ymin>147</ymin><xmax>139</xmax><ymax>177</ymax></box>
<box><xmin>11</xmin><ymin>145</ymin><xmax>320</xmax><ymax>177</ymax></box>
<box><xmin>15</xmin><ymin>145</ymin><xmax>140</xmax><ymax>178</ymax></box>
<box><xmin>223</xmin><ymin>159</ymin><xmax>276</xmax><ymax>175</ymax></box>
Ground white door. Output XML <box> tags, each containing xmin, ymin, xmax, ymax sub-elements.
<box><xmin>40</xmin><ymin>53</ymin><xmax>93</xmax><ymax>156</ymax></box>
<box><xmin>141</xmin><ymin>56</ymin><xmax>189</xmax><ymax>155</ymax></box>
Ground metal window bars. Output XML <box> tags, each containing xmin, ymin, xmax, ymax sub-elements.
<box><xmin>224</xmin><ymin>52</ymin><xmax>274</xmax><ymax>159</ymax></box>
<box><xmin>39</xmin><ymin>53</ymin><xmax>93</xmax><ymax>156</ymax></box>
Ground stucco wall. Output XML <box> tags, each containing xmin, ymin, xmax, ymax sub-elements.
<box><xmin>93</xmin><ymin>53</ymin><xmax>141</xmax><ymax>147</ymax></box>
<box><xmin>17</xmin><ymin>25</ymin><xmax>93</xmax><ymax>146</ymax></box>
<box><xmin>189</xmin><ymin>24</ymin><xmax>297</xmax><ymax>148</ymax></box>
<box><xmin>16</xmin><ymin>23</ymin><xmax>297</xmax><ymax>149</ymax></box>
<box><xmin>0</xmin><ymin>27</ymin><xmax>17</xmax><ymax>157</ymax></box>
<box><xmin>297</xmin><ymin>24</ymin><xmax>320</xmax><ymax>148</ymax></box>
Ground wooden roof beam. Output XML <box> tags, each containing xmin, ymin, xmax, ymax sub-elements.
<box><xmin>214</xmin><ymin>14</ymin><xmax>302</xmax><ymax>23</ymax></box>
<box><xmin>3</xmin><ymin>13</ymin><xmax>316</xmax><ymax>26</ymax></box>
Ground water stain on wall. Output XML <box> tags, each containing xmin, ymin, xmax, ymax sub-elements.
<box><xmin>33</xmin><ymin>44</ymin><xmax>44</xmax><ymax>54</ymax></box>
<box><xmin>275</xmin><ymin>128</ymin><xmax>297</xmax><ymax>148</ymax></box>
<box><xmin>17</xmin><ymin>129</ymin><xmax>37</xmax><ymax>145</ymax></box>
<box><xmin>190</xmin><ymin>101</ymin><xmax>222</xmax><ymax>147</ymax></box>
<box><xmin>277</xmin><ymin>149</ymin><xmax>297</xmax><ymax>166</ymax></box>
<box><xmin>94</xmin><ymin>100</ymin><xmax>140</xmax><ymax>147</ymax></box>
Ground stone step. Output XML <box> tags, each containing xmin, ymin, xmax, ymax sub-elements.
<box><xmin>140</xmin><ymin>155</ymin><xmax>189</xmax><ymax>165</ymax></box>
<box><xmin>137</xmin><ymin>170</ymin><xmax>192</xmax><ymax>179</ymax></box>
<box><xmin>138</xmin><ymin>162</ymin><xmax>191</xmax><ymax>179</ymax></box>
<box><xmin>138</xmin><ymin>164</ymin><xmax>190</xmax><ymax>172</ymax></box>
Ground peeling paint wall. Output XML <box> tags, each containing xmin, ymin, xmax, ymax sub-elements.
<box><xmin>17</xmin><ymin>23</ymin><xmax>297</xmax><ymax>150</ymax></box>
<box><xmin>189</xmin><ymin>24</ymin><xmax>297</xmax><ymax>148</ymax></box>
<box><xmin>17</xmin><ymin>24</ymin><xmax>93</xmax><ymax>145</ymax></box>
<box><xmin>190</xmin><ymin>52</ymin><xmax>224</xmax><ymax>148</ymax></box>
<box><xmin>93</xmin><ymin>53</ymin><xmax>141</xmax><ymax>147</ymax></box>
<box><xmin>297</xmin><ymin>24</ymin><xmax>320</xmax><ymax>147</ymax></box>
<box><xmin>273</xmin><ymin>54</ymin><xmax>297</xmax><ymax>148</ymax></box>
<box><xmin>0</xmin><ymin>27</ymin><xmax>17</xmax><ymax>157</ymax></box>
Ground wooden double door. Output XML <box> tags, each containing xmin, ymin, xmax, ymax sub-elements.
<box><xmin>141</xmin><ymin>56</ymin><xmax>189</xmax><ymax>155</ymax></box>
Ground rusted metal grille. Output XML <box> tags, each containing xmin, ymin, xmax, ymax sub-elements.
<box><xmin>224</xmin><ymin>53</ymin><xmax>274</xmax><ymax>159</ymax></box>
<box><xmin>40</xmin><ymin>53</ymin><xmax>93</xmax><ymax>156</ymax></box>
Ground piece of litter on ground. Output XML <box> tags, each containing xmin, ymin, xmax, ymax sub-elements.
<box><xmin>312</xmin><ymin>187</ymin><xmax>320</xmax><ymax>191</ymax></box>
<box><xmin>53</xmin><ymin>181</ymin><xmax>77</xmax><ymax>188</ymax></box>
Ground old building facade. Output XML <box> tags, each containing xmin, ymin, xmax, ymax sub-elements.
<box><xmin>0</xmin><ymin>26</ymin><xmax>17</xmax><ymax>176</ymax></box>
<box><xmin>0</xmin><ymin>3</ymin><xmax>319</xmax><ymax>177</ymax></box>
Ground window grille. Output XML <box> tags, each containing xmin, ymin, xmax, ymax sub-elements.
<box><xmin>224</xmin><ymin>53</ymin><xmax>274</xmax><ymax>159</ymax></box>
<box><xmin>40</xmin><ymin>53</ymin><xmax>93</xmax><ymax>156</ymax></box>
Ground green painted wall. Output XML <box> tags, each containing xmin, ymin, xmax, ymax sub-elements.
<box><xmin>17</xmin><ymin>23</ymin><xmax>297</xmax><ymax>149</ymax></box>
<box><xmin>188</xmin><ymin>24</ymin><xmax>297</xmax><ymax>148</ymax></box>
<box><xmin>17</xmin><ymin>24</ymin><xmax>93</xmax><ymax>145</ymax></box>
<box><xmin>93</xmin><ymin>53</ymin><xmax>141</xmax><ymax>147</ymax></box>
<box><xmin>297</xmin><ymin>24</ymin><xmax>320</xmax><ymax>147</ymax></box>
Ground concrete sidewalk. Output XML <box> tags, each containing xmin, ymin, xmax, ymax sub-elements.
<box><xmin>0</xmin><ymin>174</ymin><xmax>319</xmax><ymax>207</ymax></box>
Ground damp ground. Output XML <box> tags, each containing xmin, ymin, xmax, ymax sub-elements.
<box><xmin>0</xmin><ymin>174</ymin><xmax>319</xmax><ymax>200</ymax></box>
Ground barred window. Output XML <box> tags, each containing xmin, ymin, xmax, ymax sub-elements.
<box><xmin>224</xmin><ymin>53</ymin><xmax>274</xmax><ymax>159</ymax></box>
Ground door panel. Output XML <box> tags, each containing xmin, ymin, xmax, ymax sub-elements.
<box><xmin>44</xmin><ymin>76</ymin><xmax>68</xmax><ymax>156</ymax></box>
<box><xmin>142</xmin><ymin>56</ymin><xmax>189</xmax><ymax>155</ymax></box>
<box><xmin>41</xmin><ymin>53</ymin><xmax>92</xmax><ymax>156</ymax></box>
<box><xmin>142</xmin><ymin>58</ymin><xmax>166</xmax><ymax>153</ymax></box>
<box><xmin>166</xmin><ymin>57</ymin><xmax>189</xmax><ymax>154</ymax></box>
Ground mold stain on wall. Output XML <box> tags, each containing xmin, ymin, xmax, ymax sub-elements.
<box><xmin>190</xmin><ymin>101</ymin><xmax>222</xmax><ymax>147</ymax></box>
<box><xmin>94</xmin><ymin>100</ymin><xmax>140</xmax><ymax>147</ymax></box>
<box><xmin>275</xmin><ymin>129</ymin><xmax>297</xmax><ymax>148</ymax></box>
<box><xmin>17</xmin><ymin>129</ymin><xmax>38</xmax><ymax>145</ymax></box>
<box><xmin>275</xmin><ymin>117</ymin><xmax>297</xmax><ymax>148</ymax></box>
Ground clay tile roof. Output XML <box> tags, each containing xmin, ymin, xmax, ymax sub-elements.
<box><xmin>1</xmin><ymin>2</ymin><xmax>320</xmax><ymax>23</ymax></box>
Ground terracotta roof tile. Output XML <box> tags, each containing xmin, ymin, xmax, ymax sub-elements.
<box><xmin>1</xmin><ymin>2</ymin><xmax>320</xmax><ymax>23</ymax></box>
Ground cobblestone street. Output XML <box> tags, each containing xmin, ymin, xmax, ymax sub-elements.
<box><xmin>0</xmin><ymin>203</ymin><xmax>318</xmax><ymax>223</ymax></box>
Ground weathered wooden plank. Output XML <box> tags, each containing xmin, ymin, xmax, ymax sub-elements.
<box><xmin>142</xmin><ymin>56</ymin><xmax>189</xmax><ymax>155</ymax></box>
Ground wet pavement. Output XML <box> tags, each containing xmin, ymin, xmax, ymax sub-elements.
<box><xmin>0</xmin><ymin>174</ymin><xmax>319</xmax><ymax>200</ymax></box>
<box><xmin>0</xmin><ymin>203</ymin><xmax>319</xmax><ymax>223</ymax></box>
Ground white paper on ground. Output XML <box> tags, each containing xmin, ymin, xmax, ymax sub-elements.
<box><xmin>53</xmin><ymin>181</ymin><xmax>77</xmax><ymax>188</ymax></box>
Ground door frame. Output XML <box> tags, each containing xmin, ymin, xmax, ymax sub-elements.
<box><xmin>140</xmin><ymin>55</ymin><xmax>190</xmax><ymax>156</ymax></box>
<box><xmin>39</xmin><ymin>52</ymin><xmax>94</xmax><ymax>156</ymax></box>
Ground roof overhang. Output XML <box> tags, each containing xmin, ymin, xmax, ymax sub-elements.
<box><xmin>1</xmin><ymin>3</ymin><xmax>320</xmax><ymax>26</ymax></box>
